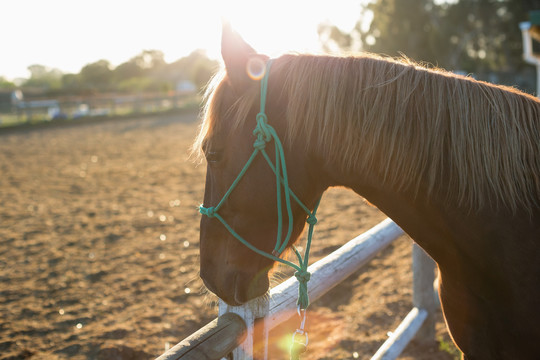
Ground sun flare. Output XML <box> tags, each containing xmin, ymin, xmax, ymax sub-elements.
<box><xmin>0</xmin><ymin>0</ymin><xmax>364</xmax><ymax>80</ymax></box>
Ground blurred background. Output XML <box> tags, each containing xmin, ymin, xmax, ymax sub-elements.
<box><xmin>1</xmin><ymin>0</ymin><xmax>539</xmax><ymax>125</ymax></box>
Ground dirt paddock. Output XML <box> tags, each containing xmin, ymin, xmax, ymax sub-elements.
<box><xmin>0</xmin><ymin>112</ymin><xmax>457</xmax><ymax>359</ymax></box>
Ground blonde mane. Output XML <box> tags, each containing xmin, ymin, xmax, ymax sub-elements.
<box><xmin>198</xmin><ymin>53</ymin><xmax>540</xmax><ymax>212</ymax></box>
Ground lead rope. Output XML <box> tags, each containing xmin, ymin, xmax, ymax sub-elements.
<box><xmin>199</xmin><ymin>60</ymin><xmax>320</xmax><ymax>359</ymax></box>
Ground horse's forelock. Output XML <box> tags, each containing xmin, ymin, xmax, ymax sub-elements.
<box><xmin>193</xmin><ymin>69</ymin><xmax>261</xmax><ymax>164</ymax></box>
<box><xmin>192</xmin><ymin>71</ymin><xmax>224</xmax><ymax>162</ymax></box>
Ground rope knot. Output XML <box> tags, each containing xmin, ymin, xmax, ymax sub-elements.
<box><xmin>295</xmin><ymin>269</ymin><xmax>311</xmax><ymax>310</ymax></box>
<box><xmin>253</xmin><ymin>138</ymin><xmax>267</xmax><ymax>150</ymax></box>
<box><xmin>306</xmin><ymin>215</ymin><xmax>317</xmax><ymax>226</ymax></box>
<box><xmin>253</xmin><ymin>112</ymin><xmax>272</xmax><ymax>142</ymax></box>
<box><xmin>294</xmin><ymin>269</ymin><xmax>311</xmax><ymax>284</ymax></box>
<box><xmin>199</xmin><ymin>205</ymin><xmax>216</xmax><ymax>218</ymax></box>
<box><xmin>256</xmin><ymin>112</ymin><xmax>268</xmax><ymax>125</ymax></box>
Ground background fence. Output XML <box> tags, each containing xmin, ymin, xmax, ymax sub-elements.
<box><xmin>0</xmin><ymin>92</ymin><xmax>198</xmax><ymax>127</ymax></box>
<box><xmin>158</xmin><ymin>218</ymin><xmax>438</xmax><ymax>360</ymax></box>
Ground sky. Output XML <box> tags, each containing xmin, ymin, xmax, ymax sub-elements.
<box><xmin>0</xmin><ymin>0</ymin><xmax>366</xmax><ymax>81</ymax></box>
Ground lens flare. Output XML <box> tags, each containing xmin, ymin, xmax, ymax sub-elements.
<box><xmin>247</xmin><ymin>57</ymin><xmax>266</xmax><ymax>80</ymax></box>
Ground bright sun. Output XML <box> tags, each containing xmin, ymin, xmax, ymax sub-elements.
<box><xmin>219</xmin><ymin>1</ymin><xmax>322</xmax><ymax>56</ymax></box>
<box><xmin>217</xmin><ymin>0</ymin><xmax>362</xmax><ymax>57</ymax></box>
<box><xmin>0</xmin><ymin>0</ymin><xmax>364</xmax><ymax>80</ymax></box>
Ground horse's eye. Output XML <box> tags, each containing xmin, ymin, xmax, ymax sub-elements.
<box><xmin>206</xmin><ymin>151</ymin><xmax>222</xmax><ymax>163</ymax></box>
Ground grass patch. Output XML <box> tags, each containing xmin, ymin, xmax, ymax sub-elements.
<box><xmin>438</xmin><ymin>336</ymin><xmax>462</xmax><ymax>359</ymax></box>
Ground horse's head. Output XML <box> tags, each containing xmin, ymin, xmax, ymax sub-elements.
<box><xmin>196</xmin><ymin>25</ymin><xmax>326</xmax><ymax>305</ymax></box>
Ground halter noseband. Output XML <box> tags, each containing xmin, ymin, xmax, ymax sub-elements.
<box><xmin>199</xmin><ymin>59</ymin><xmax>321</xmax><ymax>312</ymax></box>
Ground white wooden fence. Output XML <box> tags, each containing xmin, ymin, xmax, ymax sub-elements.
<box><xmin>157</xmin><ymin>218</ymin><xmax>438</xmax><ymax>360</ymax></box>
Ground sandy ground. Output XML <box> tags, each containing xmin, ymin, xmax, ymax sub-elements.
<box><xmin>0</xmin><ymin>111</ymin><xmax>458</xmax><ymax>359</ymax></box>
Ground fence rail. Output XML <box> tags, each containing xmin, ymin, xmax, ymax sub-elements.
<box><xmin>0</xmin><ymin>92</ymin><xmax>197</xmax><ymax>127</ymax></box>
<box><xmin>156</xmin><ymin>313</ymin><xmax>246</xmax><ymax>360</ymax></box>
<box><xmin>158</xmin><ymin>219</ymin><xmax>437</xmax><ymax>360</ymax></box>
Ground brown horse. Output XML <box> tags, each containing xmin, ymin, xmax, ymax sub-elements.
<box><xmin>195</xmin><ymin>25</ymin><xmax>540</xmax><ymax>359</ymax></box>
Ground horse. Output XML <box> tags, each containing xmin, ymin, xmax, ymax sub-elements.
<box><xmin>194</xmin><ymin>25</ymin><xmax>540</xmax><ymax>360</ymax></box>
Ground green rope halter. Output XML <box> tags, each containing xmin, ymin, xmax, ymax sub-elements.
<box><xmin>199</xmin><ymin>59</ymin><xmax>321</xmax><ymax>311</ymax></box>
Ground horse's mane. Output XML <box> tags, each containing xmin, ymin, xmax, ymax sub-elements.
<box><xmin>197</xmin><ymin>53</ymin><xmax>540</xmax><ymax>212</ymax></box>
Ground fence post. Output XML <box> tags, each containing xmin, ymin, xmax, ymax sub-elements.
<box><xmin>156</xmin><ymin>313</ymin><xmax>246</xmax><ymax>360</ymax></box>
<box><xmin>219</xmin><ymin>297</ymin><xmax>270</xmax><ymax>360</ymax></box>
<box><xmin>412</xmin><ymin>243</ymin><xmax>437</xmax><ymax>343</ymax></box>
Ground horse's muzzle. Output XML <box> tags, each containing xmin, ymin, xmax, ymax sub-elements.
<box><xmin>200</xmin><ymin>264</ymin><xmax>270</xmax><ymax>306</ymax></box>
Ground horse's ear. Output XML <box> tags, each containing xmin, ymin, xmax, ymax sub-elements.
<box><xmin>221</xmin><ymin>22</ymin><xmax>266</xmax><ymax>91</ymax></box>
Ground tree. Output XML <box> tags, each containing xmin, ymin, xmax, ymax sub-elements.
<box><xmin>12</xmin><ymin>48</ymin><xmax>218</xmax><ymax>96</ymax></box>
<box><xmin>80</xmin><ymin>60</ymin><xmax>113</xmax><ymax>92</ymax></box>
<box><xmin>319</xmin><ymin>0</ymin><xmax>444</xmax><ymax>61</ymax></box>
<box><xmin>167</xmin><ymin>50</ymin><xmax>219</xmax><ymax>89</ymax></box>
<box><xmin>61</xmin><ymin>73</ymin><xmax>83</xmax><ymax>93</ymax></box>
<box><xmin>112</xmin><ymin>50</ymin><xmax>174</xmax><ymax>93</ymax></box>
<box><xmin>0</xmin><ymin>77</ymin><xmax>16</xmax><ymax>90</ymax></box>
<box><xmin>23</xmin><ymin>64</ymin><xmax>63</xmax><ymax>91</ymax></box>
<box><xmin>363</xmin><ymin>0</ymin><xmax>444</xmax><ymax>64</ymax></box>
<box><xmin>320</xmin><ymin>0</ymin><xmax>536</xmax><ymax>73</ymax></box>
<box><xmin>437</xmin><ymin>0</ymin><xmax>531</xmax><ymax>71</ymax></box>
<box><xmin>114</xmin><ymin>60</ymin><xmax>144</xmax><ymax>82</ymax></box>
<box><xmin>133</xmin><ymin>50</ymin><xmax>166</xmax><ymax>70</ymax></box>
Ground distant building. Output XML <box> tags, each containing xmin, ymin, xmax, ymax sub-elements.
<box><xmin>176</xmin><ymin>80</ymin><xmax>196</xmax><ymax>94</ymax></box>
<box><xmin>0</xmin><ymin>90</ymin><xmax>23</xmax><ymax>112</ymax></box>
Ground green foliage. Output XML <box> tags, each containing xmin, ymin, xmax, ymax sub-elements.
<box><xmin>0</xmin><ymin>77</ymin><xmax>16</xmax><ymax>90</ymax></box>
<box><xmin>80</xmin><ymin>60</ymin><xmax>113</xmax><ymax>92</ymax></box>
<box><xmin>114</xmin><ymin>60</ymin><xmax>144</xmax><ymax>81</ymax></box>
<box><xmin>117</xmin><ymin>77</ymin><xmax>171</xmax><ymax>93</ymax></box>
<box><xmin>15</xmin><ymin>49</ymin><xmax>218</xmax><ymax>97</ymax></box>
<box><xmin>167</xmin><ymin>49</ymin><xmax>220</xmax><ymax>89</ymax></box>
<box><xmin>23</xmin><ymin>64</ymin><xmax>63</xmax><ymax>91</ymax></box>
<box><xmin>436</xmin><ymin>0</ymin><xmax>531</xmax><ymax>72</ymax></box>
<box><xmin>438</xmin><ymin>336</ymin><xmax>462</xmax><ymax>360</ymax></box>
<box><xmin>132</xmin><ymin>50</ymin><xmax>166</xmax><ymax>70</ymax></box>
<box><xmin>363</xmin><ymin>0</ymin><xmax>441</xmax><ymax>62</ymax></box>
<box><xmin>320</xmin><ymin>0</ymin><xmax>535</xmax><ymax>73</ymax></box>
<box><xmin>61</xmin><ymin>73</ymin><xmax>83</xmax><ymax>92</ymax></box>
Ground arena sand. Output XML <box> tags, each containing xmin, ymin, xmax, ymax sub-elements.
<box><xmin>0</xmin><ymin>112</ymin><xmax>457</xmax><ymax>359</ymax></box>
